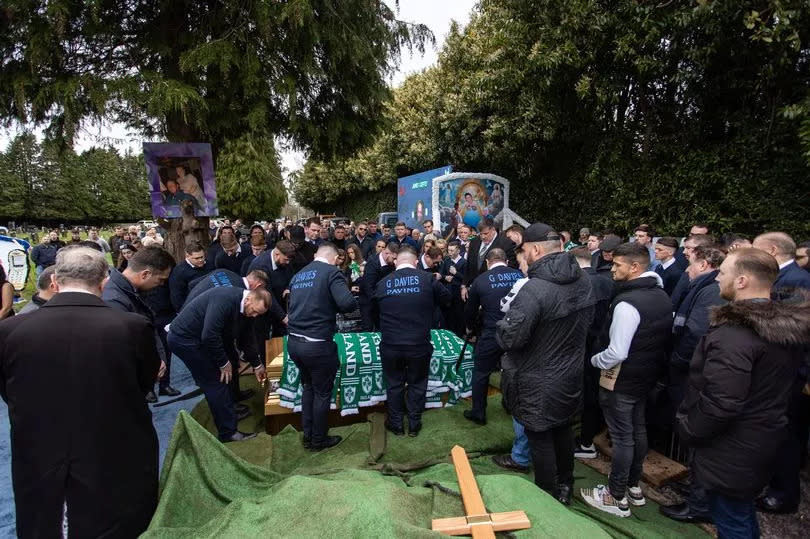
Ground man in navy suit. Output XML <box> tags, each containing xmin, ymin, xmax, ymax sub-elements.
<box><xmin>753</xmin><ymin>232</ymin><xmax>810</xmax><ymax>297</ymax></box>
<box><xmin>654</xmin><ymin>237</ymin><xmax>684</xmax><ymax>296</ymax></box>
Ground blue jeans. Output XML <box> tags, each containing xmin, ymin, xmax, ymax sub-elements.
<box><xmin>707</xmin><ymin>492</ymin><xmax>760</xmax><ymax>539</ymax></box>
<box><xmin>511</xmin><ymin>418</ymin><xmax>530</xmax><ymax>466</ymax></box>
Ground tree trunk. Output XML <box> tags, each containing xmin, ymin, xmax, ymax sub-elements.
<box><xmin>158</xmin><ymin>199</ymin><xmax>210</xmax><ymax>263</ymax></box>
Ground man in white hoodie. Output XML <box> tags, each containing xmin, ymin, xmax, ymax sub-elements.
<box><xmin>581</xmin><ymin>242</ymin><xmax>672</xmax><ymax>517</ymax></box>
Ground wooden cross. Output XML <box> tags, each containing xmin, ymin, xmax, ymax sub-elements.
<box><xmin>431</xmin><ymin>445</ymin><xmax>531</xmax><ymax>538</ymax></box>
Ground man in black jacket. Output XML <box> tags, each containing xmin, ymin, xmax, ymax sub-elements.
<box><xmin>347</xmin><ymin>220</ymin><xmax>374</xmax><ymax>259</ymax></box>
<box><xmin>286</xmin><ymin>243</ymin><xmax>357</xmax><ymax>450</ymax></box>
<box><xmin>359</xmin><ymin>242</ymin><xmax>398</xmax><ymax>330</ymax></box>
<box><xmin>463</xmin><ymin>248</ymin><xmax>523</xmax><ymax>425</ymax></box>
<box><xmin>169</xmin><ymin>286</ymin><xmax>271</xmax><ymax>442</ymax></box>
<box><xmin>1</xmin><ymin>246</ymin><xmax>161</xmax><ymax>538</ymax></box>
<box><xmin>678</xmin><ymin>248</ymin><xmax>809</xmax><ymax>536</ymax></box>
<box><xmin>462</xmin><ymin>218</ymin><xmax>516</xmax><ymax>300</ymax></box>
<box><xmin>376</xmin><ymin>246</ymin><xmax>450</xmax><ymax>436</ymax></box>
<box><xmin>168</xmin><ymin>242</ymin><xmax>211</xmax><ymax>312</ymax></box>
<box><xmin>660</xmin><ymin>246</ymin><xmax>726</xmax><ymax>524</ymax></box>
<box><xmin>248</xmin><ymin>240</ymin><xmax>296</xmax><ymax>333</ymax></box>
<box><xmin>582</xmin><ymin>242</ymin><xmax>671</xmax><ymax>518</ymax></box>
<box><xmin>215</xmin><ymin>238</ymin><xmax>250</xmax><ymax>274</ymax></box>
<box><xmin>103</xmin><ymin>246</ymin><xmax>175</xmax><ymax>402</ymax></box>
<box><xmin>570</xmin><ymin>247</ymin><xmax>614</xmax><ymax>460</ymax></box>
<box><xmin>496</xmin><ymin>223</ymin><xmax>595</xmax><ymax>505</ymax></box>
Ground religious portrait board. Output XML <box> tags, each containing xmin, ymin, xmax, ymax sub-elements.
<box><xmin>432</xmin><ymin>173</ymin><xmax>509</xmax><ymax>237</ymax></box>
<box><xmin>143</xmin><ymin>142</ymin><xmax>218</xmax><ymax>218</ymax></box>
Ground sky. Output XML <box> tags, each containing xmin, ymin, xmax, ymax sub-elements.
<box><xmin>0</xmin><ymin>0</ymin><xmax>476</xmax><ymax>179</ymax></box>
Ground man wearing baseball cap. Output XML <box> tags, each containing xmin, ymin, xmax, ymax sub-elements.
<box><xmin>495</xmin><ymin>223</ymin><xmax>596</xmax><ymax>505</ymax></box>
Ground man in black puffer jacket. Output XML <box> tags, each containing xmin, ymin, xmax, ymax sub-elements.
<box><xmin>678</xmin><ymin>248</ymin><xmax>810</xmax><ymax>538</ymax></box>
<box><xmin>496</xmin><ymin>223</ymin><xmax>595</xmax><ymax>505</ymax></box>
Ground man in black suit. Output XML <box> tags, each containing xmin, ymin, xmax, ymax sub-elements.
<box><xmin>359</xmin><ymin>241</ymin><xmax>399</xmax><ymax>330</ymax></box>
<box><xmin>289</xmin><ymin>225</ymin><xmax>316</xmax><ymax>273</ymax></box>
<box><xmin>1</xmin><ymin>246</ymin><xmax>161</xmax><ymax>537</ymax></box>
<box><xmin>441</xmin><ymin>240</ymin><xmax>467</xmax><ymax>337</ymax></box>
<box><xmin>462</xmin><ymin>218</ymin><xmax>517</xmax><ymax>301</ymax></box>
<box><xmin>169</xmin><ymin>286</ymin><xmax>272</xmax><ymax>442</ymax></box>
<box><xmin>169</xmin><ymin>242</ymin><xmax>212</xmax><ymax>312</ymax></box>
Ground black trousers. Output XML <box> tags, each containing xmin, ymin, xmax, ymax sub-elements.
<box><xmin>525</xmin><ymin>423</ymin><xmax>575</xmax><ymax>494</ymax></box>
<box><xmin>380</xmin><ymin>341</ymin><xmax>432</xmax><ymax>428</ymax></box>
<box><xmin>470</xmin><ymin>333</ymin><xmax>501</xmax><ymax>419</ymax></box>
<box><xmin>287</xmin><ymin>336</ymin><xmax>339</xmax><ymax>445</ymax></box>
<box><xmin>766</xmin><ymin>389</ymin><xmax>810</xmax><ymax>506</ymax></box>
<box><xmin>580</xmin><ymin>358</ymin><xmax>603</xmax><ymax>445</ymax></box>
<box><xmin>154</xmin><ymin>325</ymin><xmax>172</xmax><ymax>390</ymax></box>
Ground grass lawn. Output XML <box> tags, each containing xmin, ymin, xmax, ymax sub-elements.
<box><xmin>11</xmin><ymin>229</ymin><xmax>116</xmax><ymax>312</ymax></box>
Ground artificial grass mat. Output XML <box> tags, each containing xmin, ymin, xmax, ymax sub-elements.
<box><xmin>145</xmin><ymin>377</ymin><xmax>709</xmax><ymax>538</ymax></box>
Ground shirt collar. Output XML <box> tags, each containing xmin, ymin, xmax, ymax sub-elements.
<box><xmin>314</xmin><ymin>256</ymin><xmax>331</xmax><ymax>264</ymax></box>
<box><xmin>396</xmin><ymin>263</ymin><xmax>416</xmax><ymax>270</ymax></box>
<box><xmin>58</xmin><ymin>287</ymin><xmax>97</xmax><ymax>295</ymax></box>
<box><xmin>452</xmin><ymin>255</ymin><xmax>462</xmax><ymax>263</ymax></box>
<box><xmin>240</xmin><ymin>289</ymin><xmax>249</xmax><ymax>314</ymax></box>
<box><xmin>489</xmin><ymin>262</ymin><xmax>507</xmax><ymax>270</ymax></box>
<box><xmin>379</xmin><ymin>252</ymin><xmax>387</xmax><ymax>266</ymax></box>
<box><xmin>779</xmin><ymin>259</ymin><xmax>795</xmax><ymax>270</ymax></box>
<box><xmin>270</xmin><ymin>249</ymin><xmax>279</xmax><ymax>271</ymax></box>
<box><xmin>242</xmin><ymin>277</ymin><xmax>250</xmax><ymax>288</ymax></box>
<box><xmin>420</xmin><ymin>254</ymin><xmax>430</xmax><ymax>268</ymax></box>
<box><xmin>661</xmin><ymin>258</ymin><xmax>676</xmax><ymax>270</ymax></box>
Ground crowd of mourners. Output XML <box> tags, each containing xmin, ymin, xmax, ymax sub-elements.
<box><xmin>1</xmin><ymin>214</ymin><xmax>809</xmax><ymax>539</ymax></box>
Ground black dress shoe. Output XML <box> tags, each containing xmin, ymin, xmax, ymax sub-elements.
<box><xmin>555</xmin><ymin>483</ymin><xmax>573</xmax><ymax>505</ymax></box>
<box><xmin>221</xmin><ymin>431</ymin><xmax>257</xmax><ymax>443</ymax></box>
<box><xmin>659</xmin><ymin>502</ymin><xmax>713</xmax><ymax>523</ymax></box>
<box><xmin>755</xmin><ymin>495</ymin><xmax>798</xmax><ymax>514</ymax></box>
<box><xmin>385</xmin><ymin>421</ymin><xmax>405</xmax><ymax>436</ymax></box>
<box><xmin>236</xmin><ymin>407</ymin><xmax>251</xmax><ymax>421</ymax></box>
<box><xmin>463</xmin><ymin>410</ymin><xmax>486</xmax><ymax>425</ymax></box>
<box><xmin>310</xmin><ymin>435</ymin><xmax>342</xmax><ymax>451</ymax></box>
<box><xmin>408</xmin><ymin>422</ymin><xmax>422</xmax><ymax>437</ymax></box>
<box><xmin>491</xmin><ymin>454</ymin><xmax>530</xmax><ymax>473</ymax></box>
<box><xmin>236</xmin><ymin>402</ymin><xmax>249</xmax><ymax>413</ymax></box>
<box><xmin>302</xmin><ymin>436</ymin><xmax>312</xmax><ymax>449</ymax></box>
<box><xmin>158</xmin><ymin>385</ymin><xmax>181</xmax><ymax>396</ymax></box>
<box><xmin>237</xmin><ymin>388</ymin><xmax>256</xmax><ymax>401</ymax></box>
<box><xmin>145</xmin><ymin>391</ymin><xmax>158</xmax><ymax>403</ymax></box>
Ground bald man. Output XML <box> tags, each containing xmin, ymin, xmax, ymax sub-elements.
<box><xmin>752</xmin><ymin>232</ymin><xmax>810</xmax><ymax>298</ymax></box>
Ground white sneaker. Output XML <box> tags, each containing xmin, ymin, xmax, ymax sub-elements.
<box><xmin>581</xmin><ymin>485</ymin><xmax>631</xmax><ymax>517</ymax></box>
<box><xmin>627</xmin><ymin>485</ymin><xmax>646</xmax><ymax>506</ymax></box>
<box><xmin>574</xmin><ymin>442</ymin><xmax>598</xmax><ymax>459</ymax></box>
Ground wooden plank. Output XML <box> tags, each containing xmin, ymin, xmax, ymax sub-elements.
<box><xmin>432</xmin><ymin>512</ymin><xmax>530</xmax><ymax>536</ymax></box>
<box><xmin>450</xmin><ymin>445</ymin><xmax>488</xmax><ymax>517</ymax></box>
<box><xmin>593</xmin><ymin>431</ymin><xmax>688</xmax><ymax>487</ymax></box>
<box><xmin>264</xmin><ymin>338</ymin><xmax>284</xmax><ymax>368</ymax></box>
<box><xmin>489</xmin><ymin>511</ymin><xmax>530</xmax><ymax>532</ymax></box>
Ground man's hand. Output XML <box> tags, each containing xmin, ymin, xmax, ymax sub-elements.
<box><xmin>461</xmin><ymin>286</ymin><xmax>468</xmax><ymax>302</ymax></box>
<box><xmin>220</xmin><ymin>362</ymin><xmax>233</xmax><ymax>384</ymax></box>
<box><xmin>282</xmin><ymin>315</ymin><xmax>289</xmax><ymax>326</ymax></box>
<box><xmin>351</xmin><ymin>285</ymin><xmax>360</xmax><ymax>293</ymax></box>
<box><xmin>157</xmin><ymin>360</ymin><xmax>167</xmax><ymax>380</ymax></box>
<box><xmin>434</xmin><ymin>272</ymin><xmax>441</xmax><ymax>281</ymax></box>
<box><xmin>449</xmin><ymin>266</ymin><xmax>457</xmax><ymax>275</ymax></box>
<box><xmin>254</xmin><ymin>365</ymin><xmax>267</xmax><ymax>384</ymax></box>
<box><xmin>282</xmin><ymin>289</ymin><xmax>290</xmax><ymax>298</ymax></box>
<box><xmin>444</xmin><ymin>275</ymin><xmax>453</xmax><ymax>283</ymax></box>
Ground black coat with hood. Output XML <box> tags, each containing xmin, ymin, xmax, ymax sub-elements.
<box><xmin>496</xmin><ymin>251</ymin><xmax>595</xmax><ymax>432</ymax></box>
<box><xmin>677</xmin><ymin>298</ymin><xmax>810</xmax><ymax>500</ymax></box>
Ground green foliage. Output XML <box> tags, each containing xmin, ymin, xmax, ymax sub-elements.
<box><xmin>0</xmin><ymin>0</ymin><xmax>432</xmax><ymax>160</ymax></box>
<box><xmin>216</xmin><ymin>134</ymin><xmax>287</xmax><ymax>221</ymax></box>
<box><xmin>0</xmin><ymin>134</ymin><xmax>151</xmax><ymax>222</ymax></box>
<box><xmin>295</xmin><ymin>0</ymin><xmax>810</xmax><ymax>238</ymax></box>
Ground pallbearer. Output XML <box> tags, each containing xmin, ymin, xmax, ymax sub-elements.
<box><xmin>286</xmin><ymin>243</ymin><xmax>357</xmax><ymax>451</ymax></box>
<box><xmin>463</xmin><ymin>248</ymin><xmax>524</xmax><ymax>425</ymax></box>
<box><xmin>375</xmin><ymin>246</ymin><xmax>450</xmax><ymax>437</ymax></box>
